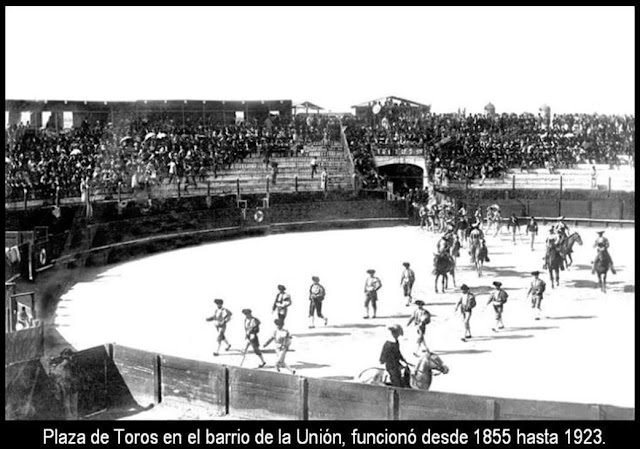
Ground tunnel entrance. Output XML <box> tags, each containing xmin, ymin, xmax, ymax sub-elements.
<box><xmin>377</xmin><ymin>164</ymin><xmax>424</xmax><ymax>196</ymax></box>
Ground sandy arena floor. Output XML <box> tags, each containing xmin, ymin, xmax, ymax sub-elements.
<box><xmin>54</xmin><ymin>224</ymin><xmax>635</xmax><ymax>410</ymax></box>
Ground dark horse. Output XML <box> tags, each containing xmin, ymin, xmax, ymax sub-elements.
<box><xmin>357</xmin><ymin>350</ymin><xmax>449</xmax><ymax>390</ymax></box>
<box><xmin>470</xmin><ymin>239</ymin><xmax>489</xmax><ymax>277</ymax></box>
<box><xmin>594</xmin><ymin>251</ymin><xmax>613</xmax><ymax>293</ymax></box>
<box><xmin>433</xmin><ymin>252</ymin><xmax>456</xmax><ymax>293</ymax></box>
<box><xmin>545</xmin><ymin>245</ymin><xmax>563</xmax><ymax>288</ymax></box>
<box><xmin>559</xmin><ymin>232</ymin><xmax>583</xmax><ymax>267</ymax></box>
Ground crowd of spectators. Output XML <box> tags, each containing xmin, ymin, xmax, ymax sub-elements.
<box><xmin>343</xmin><ymin>103</ymin><xmax>635</xmax><ymax>187</ymax></box>
<box><xmin>5</xmin><ymin>113</ymin><xmax>342</xmax><ymax>202</ymax></box>
<box><xmin>6</xmin><ymin>103</ymin><xmax>634</xmax><ymax>203</ymax></box>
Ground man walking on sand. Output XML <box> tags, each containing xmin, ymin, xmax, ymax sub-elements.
<box><xmin>487</xmin><ymin>281</ymin><xmax>508</xmax><ymax>331</ymax></box>
<box><xmin>308</xmin><ymin>276</ymin><xmax>328</xmax><ymax>328</ymax></box>
<box><xmin>241</xmin><ymin>309</ymin><xmax>266</xmax><ymax>368</ymax></box>
<box><xmin>406</xmin><ymin>300</ymin><xmax>431</xmax><ymax>356</ymax></box>
<box><xmin>364</xmin><ymin>269</ymin><xmax>382</xmax><ymax>319</ymax></box>
<box><xmin>455</xmin><ymin>284</ymin><xmax>476</xmax><ymax>341</ymax></box>
<box><xmin>205</xmin><ymin>298</ymin><xmax>233</xmax><ymax>356</ymax></box>
<box><xmin>400</xmin><ymin>262</ymin><xmax>416</xmax><ymax>306</ymax></box>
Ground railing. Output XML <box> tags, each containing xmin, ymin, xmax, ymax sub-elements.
<box><xmin>339</xmin><ymin>123</ymin><xmax>356</xmax><ymax>190</ymax></box>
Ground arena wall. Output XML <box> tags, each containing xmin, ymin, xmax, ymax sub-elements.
<box><xmin>307</xmin><ymin>377</ymin><xmax>393</xmax><ymax>420</ymax></box>
<box><xmin>5</xmin><ymin>326</ymin><xmax>44</xmax><ymax>365</ymax></box>
<box><xmin>160</xmin><ymin>354</ymin><xmax>228</xmax><ymax>417</ymax></box>
<box><xmin>7</xmin><ymin>339</ymin><xmax>634</xmax><ymax>420</ymax></box>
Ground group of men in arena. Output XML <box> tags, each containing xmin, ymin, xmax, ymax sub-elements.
<box><xmin>205</xmin><ymin>276</ymin><xmax>329</xmax><ymax>373</ymax></box>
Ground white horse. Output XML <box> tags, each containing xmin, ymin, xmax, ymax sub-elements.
<box><xmin>357</xmin><ymin>351</ymin><xmax>449</xmax><ymax>390</ymax></box>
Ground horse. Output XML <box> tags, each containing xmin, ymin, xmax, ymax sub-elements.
<box><xmin>457</xmin><ymin>217</ymin><xmax>469</xmax><ymax>244</ymax></box>
<box><xmin>470</xmin><ymin>238</ymin><xmax>488</xmax><ymax>277</ymax></box>
<box><xmin>545</xmin><ymin>245</ymin><xmax>563</xmax><ymax>288</ymax></box>
<box><xmin>558</xmin><ymin>232</ymin><xmax>583</xmax><ymax>267</ymax></box>
<box><xmin>594</xmin><ymin>251</ymin><xmax>613</xmax><ymax>293</ymax></box>
<box><xmin>433</xmin><ymin>251</ymin><xmax>456</xmax><ymax>293</ymax></box>
<box><xmin>357</xmin><ymin>351</ymin><xmax>449</xmax><ymax>391</ymax></box>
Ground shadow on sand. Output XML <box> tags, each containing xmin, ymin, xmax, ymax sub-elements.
<box><xmin>319</xmin><ymin>375</ymin><xmax>355</xmax><ymax>381</ymax></box>
<box><xmin>437</xmin><ymin>349</ymin><xmax>491</xmax><ymax>356</ymax></box>
<box><xmin>468</xmin><ymin>334</ymin><xmax>534</xmax><ymax>342</ymax></box>
<box><xmin>291</xmin><ymin>361</ymin><xmax>331</xmax><ymax>370</ymax></box>
<box><xmin>293</xmin><ymin>331</ymin><xmax>350</xmax><ymax>338</ymax></box>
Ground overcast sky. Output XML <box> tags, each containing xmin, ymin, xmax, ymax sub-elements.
<box><xmin>5</xmin><ymin>6</ymin><xmax>635</xmax><ymax>115</ymax></box>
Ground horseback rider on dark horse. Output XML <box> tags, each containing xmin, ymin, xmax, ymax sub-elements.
<box><xmin>457</xmin><ymin>204</ymin><xmax>469</xmax><ymax>244</ymax></box>
<box><xmin>593</xmin><ymin>230</ymin><xmax>616</xmax><ymax>275</ymax></box>
<box><xmin>555</xmin><ymin>216</ymin><xmax>569</xmax><ymax>252</ymax></box>
<box><xmin>468</xmin><ymin>222</ymin><xmax>489</xmax><ymax>263</ymax></box>
<box><xmin>543</xmin><ymin>226</ymin><xmax>564</xmax><ymax>271</ymax></box>
<box><xmin>433</xmin><ymin>230</ymin><xmax>457</xmax><ymax>293</ymax></box>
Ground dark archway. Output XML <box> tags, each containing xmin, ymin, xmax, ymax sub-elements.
<box><xmin>377</xmin><ymin>164</ymin><xmax>423</xmax><ymax>195</ymax></box>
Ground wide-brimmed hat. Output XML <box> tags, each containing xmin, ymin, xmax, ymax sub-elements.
<box><xmin>402</xmin><ymin>262</ymin><xmax>410</xmax><ymax>267</ymax></box>
<box><xmin>596</xmin><ymin>230</ymin><xmax>605</xmax><ymax>235</ymax></box>
<box><xmin>241</xmin><ymin>308</ymin><xmax>252</xmax><ymax>315</ymax></box>
<box><xmin>277</xmin><ymin>284</ymin><xmax>286</xmax><ymax>291</ymax></box>
<box><xmin>213</xmin><ymin>298</ymin><xmax>224</xmax><ymax>305</ymax></box>
<box><xmin>460</xmin><ymin>284</ymin><xmax>469</xmax><ymax>291</ymax></box>
<box><xmin>366</xmin><ymin>269</ymin><xmax>376</xmax><ymax>274</ymax></box>
<box><xmin>492</xmin><ymin>281</ymin><xmax>502</xmax><ymax>288</ymax></box>
<box><xmin>414</xmin><ymin>300</ymin><xmax>425</xmax><ymax>306</ymax></box>
<box><xmin>388</xmin><ymin>324</ymin><xmax>404</xmax><ymax>336</ymax></box>
<box><xmin>531</xmin><ymin>271</ymin><xmax>540</xmax><ymax>276</ymax></box>
<box><xmin>311</xmin><ymin>276</ymin><xmax>320</xmax><ymax>282</ymax></box>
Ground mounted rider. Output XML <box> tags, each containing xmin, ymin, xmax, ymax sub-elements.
<box><xmin>593</xmin><ymin>230</ymin><xmax>616</xmax><ymax>274</ymax></box>
<box><xmin>543</xmin><ymin>226</ymin><xmax>564</xmax><ymax>270</ymax></box>
<box><xmin>555</xmin><ymin>216</ymin><xmax>569</xmax><ymax>247</ymax></box>
<box><xmin>437</xmin><ymin>231</ymin><xmax>454</xmax><ymax>256</ymax></box>
<box><xmin>468</xmin><ymin>222</ymin><xmax>489</xmax><ymax>262</ymax></box>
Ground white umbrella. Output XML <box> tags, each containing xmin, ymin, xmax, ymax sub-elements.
<box><xmin>70</xmin><ymin>149</ymin><xmax>82</xmax><ymax>156</ymax></box>
<box><xmin>144</xmin><ymin>132</ymin><xmax>156</xmax><ymax>142</ymax></box>
<box><xmin>120</xmin><ymin>136</ymin><xmax>132</xmax><ymax>145</ymax></box>
<box><xmin>489</xmin><ymin>204</ymin><xmax>500</xmax><ymax>210</ymax></box>
<box><xmin>5</xmin><ymin>156</ymin><xmax>11</xmax><ymax>164</ymax></box>
<box><xmin>156</xmin><ymin>132</ymin><xmax>167</xmax><ymax>139</ymax></box>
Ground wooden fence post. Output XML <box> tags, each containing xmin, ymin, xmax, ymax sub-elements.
<box><xmin>559</xmin><ymin>175</ymin><xmax>563</xmax><ymax>198</ymax></box>
<box><xmin>23</xmin><ymin>187</ymin><xmax>28</xmax><ymax>210</ymax></box>
<box><xmin>298</xmin><ymin>377</ymin><xmax>308</xmax><ymax>420</ymax></box>
<box><xmin>154</xmin><ymin>354</ymin><xmax>162</xmax><ymax>404</ymax></box>
<box><xmin>512</xmin><ymin>175</ymin><xmax>516</xmax><ymax>190</ymax></box>
<box><xmin>387</xmin><ymin>388</ymin><xmax>399</xmax><ymax>420</ymax></box>
<box><xmin>222</xmin><ymin>365</ymin><xmax>229</xmax><ymax>416</ymax></box>
<box><xmin>236</xmin><ymin>178</ymin><xmax>240</xmax><ymax>199</ymax></box>
<box><xmin>590</xmin><ymin>404</ymin><xmax>604</xmax><ymax>420</ymax></box>
<box><xmin>294</xmin><ymin>175</ymin><xmax>298</xmax><ymax>193</ymax></box>
<box><xmin>486</xmin><ymin>399</ymin><xmax>499</xmax><ymax>420</ymax></box>
<box><xmin>117</xmin><ymin>182</ymin><xmax>122</xmax><ymax>203</ymax></box>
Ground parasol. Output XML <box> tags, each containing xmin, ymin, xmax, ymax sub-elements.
<box><xmin>70</xmin><ymin>149</ymin><xmax>82</xmax><ymax>156</ymax></box>
<box><xmin>156</xmin><ymin>132</ymin><xmax>167</xmax><ymax>139</ymax></box>
<box><xmin>120</xmin><ymin>136</ymin><xmax>132</xmax><ymax>145</ymax></box>
<box><xmin>144</xmin><ymin>132</ymin><xmax>156</xmax><ymax>142</ymax></box>
<box><xmin>489</xmin><ymin>204</ymin><xmax>500</xmax><ymax>210</ymax></box>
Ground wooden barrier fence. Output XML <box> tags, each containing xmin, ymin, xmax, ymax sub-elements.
<box><xmin>54</xmin><ymin>344</ymin><xmax>634</xmax><ymax>421</ymax></box>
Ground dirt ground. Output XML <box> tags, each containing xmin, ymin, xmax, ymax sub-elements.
<box><xmin>51</xmin><ymin>224</ymin><xmax>635</xmax><ymax>419</ymax></box>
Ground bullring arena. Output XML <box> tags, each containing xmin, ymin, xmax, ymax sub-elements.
<box><xmin>4</xmin><ymin>102</ymin><xmax>635</xmax><ymax>422</ymax></box>
<box><xmin>51</xmin><ymin>223</ymin><xmax>634</xmax><ymax>420</ymax></box>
